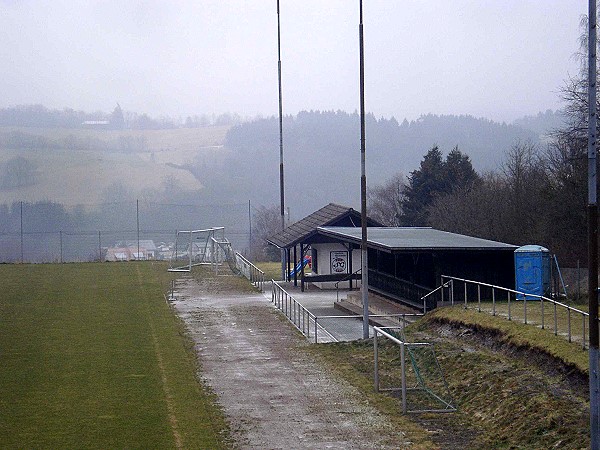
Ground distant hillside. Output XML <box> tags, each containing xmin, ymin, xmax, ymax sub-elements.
<box><xmin>222</xmin><ymin>111</ymin><xmax>540</xmax><ymax>218</ymax></box>
<box><xmin>512</xmin><ymin>109</ymin><xmax>566</xmax><ymax>139</ymax></box>
<box><xmin>0</xmin><ymin>126</ymin><xmax>229</xmax><ymax>205</ymax></box>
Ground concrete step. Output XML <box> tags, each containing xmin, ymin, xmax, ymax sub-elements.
<box><xmin>334</xmin><ymin>299</ymin><xmax>420</xmax><ymax>328</ymax></box>
<box><xmin>344</xmin><ymin>289</ymin><xmax>422</xmax><ymax>315</ymax></box>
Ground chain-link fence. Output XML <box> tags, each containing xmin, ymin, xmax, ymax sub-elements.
<box><xmin>0</xmin><ymin>201</ymin><xmax>251</xmax><ymax>263</ymax></box>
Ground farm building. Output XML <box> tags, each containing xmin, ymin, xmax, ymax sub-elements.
<box><xmin>105</xmin><ymin>240</ymin><xmax>157</xmax><ymax>261</ymax></box>
<box><xmin>268</xmin><ymin>204</ymin><xmax>517</xmax><ymax>310</ymax></box>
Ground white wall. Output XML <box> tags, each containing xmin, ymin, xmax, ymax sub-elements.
<box><xmin>311</xmin><ymin>243</ymin><xmax>362</xmax><ymax>289</ymax></box>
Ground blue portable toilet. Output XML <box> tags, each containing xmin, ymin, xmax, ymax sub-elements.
<box><xmin>514</xmin><ymin>245</ymin><xmax>551</xmax><ymax>299</ymax></box>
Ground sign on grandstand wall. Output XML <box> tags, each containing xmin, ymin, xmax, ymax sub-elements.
<box><xmin>330</xmin><ymin>251</ymin><xmax>348</xmax><ymax>274</ymax></box>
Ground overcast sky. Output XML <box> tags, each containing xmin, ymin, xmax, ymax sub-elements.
<box><xmin>0</xmin><ymin>1</ymin><xmax>586</xmax><ymax>123</ymax></box>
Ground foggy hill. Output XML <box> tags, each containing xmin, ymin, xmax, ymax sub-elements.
<box><xmin>511</xmin><ymin>109</ymin><xmax>566</xmax><ymax>138</ymax></box>
<box><xmin>222</xmin><ymin>111</ymin><xmax>541</xmax><ymax>218</ymax></box>
<box><xmin>0</xmin><ymin>105</ymin><xmax>557</xmax><ymax>222</ymax></box>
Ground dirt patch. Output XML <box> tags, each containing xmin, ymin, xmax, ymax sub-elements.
<box><xmin>171</xmin><ymin>272</ymin><xmax>414</xmax><ymax>449</ymax></box>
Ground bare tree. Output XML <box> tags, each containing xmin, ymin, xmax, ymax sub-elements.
<box><xmin>368</xmin><ymin>172</ymin><xmax>407</xmax><ymax>226</ymax></box>
<box><xmin>428</xmin><ymin>172</ymin><xmax>513</xmax><ymax>242</ymax></box>
<box><xmin>251</xmin><ymin>204</ymin><xmax>281</xmax><ymax>261</ymax></box>
<box><xmin>500</xmin><ymin>140</ymin><xmax>548</xmax><ymax>243</ymax></box>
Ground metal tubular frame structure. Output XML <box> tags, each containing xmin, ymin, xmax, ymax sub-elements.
<box><xmin>373</xmin><ymin>326</ymin><xmax>456</xmax><ymax>414</ymax></box>
<box><xmin>168</xmin><ymin>227</ymin><xmax>226</xmax><ymax>272</ymax></box>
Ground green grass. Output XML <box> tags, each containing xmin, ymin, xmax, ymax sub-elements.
<box><xmin>255</xmin><ymin>261</ymin><xmax>284</xmax><ymax>281</ymax></box>
<box><xmin>255</xmin><ymin>261</ymin><xmax>314</xmax><ymax>282</ymax></box>
<box><xmin>0</xmin><ymin>262</ymin><xmax>230</xmax><ymax>449</ymax></box>
<box><xmin>458</xmin><ymin>298</ymin><xmax>592</xmax><ymax>348</ymax></box>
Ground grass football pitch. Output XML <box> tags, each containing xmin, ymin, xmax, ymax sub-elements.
<box><xmin>0</xmin><ymin>262</ymin><xmax>229</xmax><ymax>449</ymax></box>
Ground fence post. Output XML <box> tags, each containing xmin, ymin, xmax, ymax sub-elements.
<box><xmin>492</xmin><ymin>288</ymin><xmax>496</xmax><ymax>316</ymax></box>
<box><xmin>59</xmin><ymin>231</ymin><xmax>63</xmax><ymax>263</ymax></box>
<box><xmin>464</xmin><ymin>281</ymin><xmax>468</xmax><ymax>309</ymax></box>
<box><xmin>583</xmin><ymin>314</ymin><xmax>587</xmax><ymax>350</ymax></box>
<box><xmin>401</xmin><ymin>341</ymin><xmax>407</xmax><ymax>414</ymax></box>
<box><xmin>568</xmin><ymin>307</ymin><xmax>572</xmax><ymax>342</ymax></box>
<box><xmin>441</xmin><ymin>277</ymin><xmax>445</xmax><ymax>304</ymax></box>
<box><xmin>554</xmin><ymin>301</ymin><xmax>558</xmax><ymax>335</ymax></box>
<box><xmin>507</xmin><ymin>291</ymin><xmax>511</xmax><ymax>321</ymax></box>
<box><xmin>374</xmin><ymin>330</ymin><xmax>379</xmax><ymax>392</ymax></box>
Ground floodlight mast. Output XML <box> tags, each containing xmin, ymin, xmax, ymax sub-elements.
<box><xmin>588</xmin><ymin>0</ymin><xmax>599</xmax><ymax>447</ymax></box>
<box><xmin>359</xmin><ymin>0</ymin><xmax>369</xmax><ymax>339</ymax></box>
<box><xmin>277</xmin><ymin>0</ymin><xmax>286</xmax><ymax>281</ymax></box>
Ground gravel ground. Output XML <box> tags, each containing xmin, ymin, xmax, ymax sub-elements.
<box><xmin>171</xmin><ymin>274</ymin><xmax>412</xmax><ymax>449</ymax></box>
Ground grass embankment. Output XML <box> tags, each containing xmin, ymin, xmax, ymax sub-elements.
<box><xmin>0</xmin><ymin>262</ymin><xmax>229</xmax><ymax>449</ymax></box>
<box><xmin>311</xmin><ymin>307</ymin><xmax>590</xmax><ymax>449</ymax></box>
<box><xmin>429</xmin><ymin>306</ymin><xmax>589</xmax><ymax>375</ymax></box>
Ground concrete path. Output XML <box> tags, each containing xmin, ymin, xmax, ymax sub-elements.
<box><xmin>171</xmin><ymin>275</ymin><xmax>410</xmax><ymax>449</ymax></box>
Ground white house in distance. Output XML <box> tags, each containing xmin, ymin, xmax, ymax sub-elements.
<box><xmin>105</xmin><ymin>240</ymin><xmax>157</xmax><ymax>261</ymax></box>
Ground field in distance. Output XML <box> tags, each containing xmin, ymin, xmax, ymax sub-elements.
<box><xmin>0</xmin><ymin>126</ymin><xmax>230</xmax><ymax>205</ymax></box>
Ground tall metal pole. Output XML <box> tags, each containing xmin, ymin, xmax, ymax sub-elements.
<box><xmin>20</xmin><ymin>201</ymin><xmax>23</xmax><ymax>263</ymax></box>
<box><xmin>359</xmin><ymin>0</ymin><xmax>369</xmax><ymax>339</ymax></box>
<box><xmin>588</xmin><ymin>0</ymin><xmax>599</xmax><ymax>447</ymax></box>
<box><xmin>277</xmin><ymin>0</ymin><xmax>286</xmax><ymax>280</ymax></box>
<box><xmin>136</xmin><ymin>199</ymin><xmax>140</xmax><ymax>261</ymax></box>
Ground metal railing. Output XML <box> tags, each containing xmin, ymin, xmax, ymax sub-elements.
<box><xmin>369</xmin><ymin>270</ymin><xmax>432</xmax><ymax>309</ymax></box>
<box><xmin>271</xmin><ymin>280</ymin><xmax>421</xmax><ymax>343</ymax></box>
<box><xmin>235</xmin><ymin>252</ymin><xmax>265</xmax><ymax>291</ymax></box>
<box><xmin>440</xmin><ymin>275</ymin><xmax>598</xmax><ymax>349</ymax></box>
<box><xmin>335</xmin><ymin>268</ymin><xmax>361</xmax><ymax>302</ymax></box>
<box><xmin>271</xmin><ymin>280</ymin><xmax>337</xmax><ymax>343</ymax></box>
<box><xmin>373</xmin><ymin>326</ymin><xmax>456</xmax><ymax>414</ymax></box>
<box><xmin>420</xmin><ymin>280</ymin><xmax>452</xmax><ymax>313</ymax></box>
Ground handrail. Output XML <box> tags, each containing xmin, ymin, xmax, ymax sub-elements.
<box><xmin>271</xmin><ymin>280</ymin><xmax>337</xmax><ymax>343</ymax></box>
<box><xmin>441</xmin><ymin>275</ymin><xmax>586</xmax><ymax>316</ymax></box>
<box><xmin>368</xmin><ymin>270</ymin><xmax>432</xmax><ymax>308</ymax></box>
<box><xmin>420</xmin><ymin>280</ymin><xmax>452</xmax><ymax>313</ymax></box>
<box><xmin>271</xmin><ymin>280</ymin><xmax>420</xmax><ymax>342</ymax></box>
<box><xmin>335</xmin><ymin>268</ymin><xmax>362</xmax><ymax>302</ymax></box>
<box><xmin>441</xmin><ymin>274</ymin><xmax>597</xmax><ymax>349</ymax></box>
<box><xmin>235</xmin><ymin>252</ymin><xmax>265</xmax><ymax>291</ymax></box>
